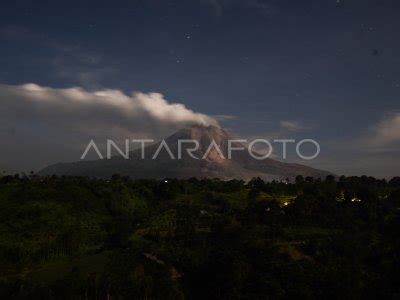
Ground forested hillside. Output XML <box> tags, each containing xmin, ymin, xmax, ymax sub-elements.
<box><xmin>1</xmin><ymin>175</ymin><xmax>400</xmax><ymax>299</ymax></box>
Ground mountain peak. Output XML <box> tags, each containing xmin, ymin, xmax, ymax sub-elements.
<box><xmin>166</xmin><ymin>124</ymin><xmax>230</xmax><ymax>144</ymax></box>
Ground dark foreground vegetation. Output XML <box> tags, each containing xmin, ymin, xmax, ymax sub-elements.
<box><xmin>0</xmin><ymin>174</ymin><xmax>400</xmax><ymax>299</ymax></box>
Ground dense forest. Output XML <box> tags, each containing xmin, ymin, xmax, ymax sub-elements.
<box><xmin>0</xmin><ymin>174</ymin><xmax>400</xmax><ymax>299</ymax></box>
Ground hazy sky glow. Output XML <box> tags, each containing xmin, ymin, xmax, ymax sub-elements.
<box><xmin>1</xmin><ymin>0</ymin><xmax>400</xmax><ymax>177</ymax></box>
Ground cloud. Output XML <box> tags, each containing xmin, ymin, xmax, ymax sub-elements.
<box><xmin>280</xmin><ymin>120</ymin><xmax>311</xmax><ymax>132</ymax></box>
<box><xmin>364</xmin><ymin>112</ymin><xmax>400</xmax><ymax>147</ymax></box>
<box><xmin>0</xmin><ymin>83</ymin><xmax>218</xmax><ymax>172</ymax></box>
<box><xmin>213</xmin><ymin>114</ymin><xmax>237</xmax><ymax>121</ymax></box>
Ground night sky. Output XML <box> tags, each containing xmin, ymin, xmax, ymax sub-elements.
<box><xmin>1</xmin><ymin>0</ymin><xmax>400</xmax><ymax>177</ymax></box>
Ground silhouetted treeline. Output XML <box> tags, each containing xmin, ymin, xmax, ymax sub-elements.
<box><xmin>0</xmin><ymin>174</ymin><xmax>400</xmax><ymax>299</ymax></box>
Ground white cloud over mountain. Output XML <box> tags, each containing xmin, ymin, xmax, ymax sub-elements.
<box><xmin>0</xmin><ymin>83</ymin><xmax>217</xmax><ymax>172</ymax></box>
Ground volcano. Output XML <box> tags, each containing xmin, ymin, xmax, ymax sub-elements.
<box><xmin>39</xmin><ymin>125</ymin><xmax>332</xmax><ymax>181</ymax></box>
